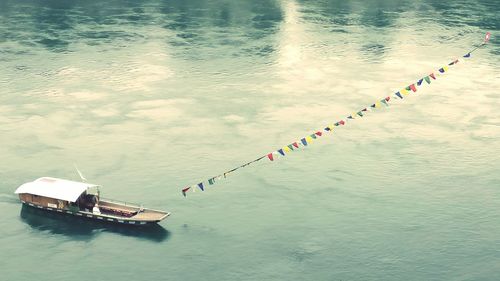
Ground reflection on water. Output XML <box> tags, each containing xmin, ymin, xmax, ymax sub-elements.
<box><xmin>20</xmin><ymin>205</ymin><xmax>170</xmax><ymax>242</ymax></box>
<box><xmin>0</xmin><ymin>0</ymin><xmax>499</xmax><ymax>280</ymax></box>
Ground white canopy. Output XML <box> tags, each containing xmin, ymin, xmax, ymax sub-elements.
<box><xmin>15</xmin><ymin>177</ymin><xmax>99</xmax><ymax>202</ymax></box>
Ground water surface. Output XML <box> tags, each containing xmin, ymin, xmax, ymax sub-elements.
<box><xmin>1</xmin><ymin>0</ymin><xmax>499</xmax><ymax>280</ymax></box>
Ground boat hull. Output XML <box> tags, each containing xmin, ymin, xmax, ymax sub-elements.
<box><xmin>20</xmin><ymin>201</ymin><xmax>169</xmax><ymax>226</ymax></box>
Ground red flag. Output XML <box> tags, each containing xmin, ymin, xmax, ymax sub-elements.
<box><xmin>385</xmin><ymin>96</ymin><xmax>391</xmax><ymax>101</ymax></box>
<box><xmin>182</xmin><ymin>187</ymin><xmax>191</xmax><ymax>197</ymax></box>
<box><xmin>485</xmin><ymin>32</ymin><xmax>491</xmax><ymax>43</ymax></box>
<box><xmin>315</xmin><ymin>131</ymin><xmax>322</xmax><ymax>137</ymax></box>
<box><xmin>429</xmin><ymin>73</ymin><xmax>436</xmax><ymax>80</ymax></box>
<box><xmin>267</xmin><ymin>153</ymin><xmax>274</xmax><ymax>161</ymax></box>
<box><xmin>292</xmin><ymin>142</ymin><xmax>299</xmax><ymax>148</ymax></box>
<box><xmin>409</xmin><ymin>84</ymin><xmax>417</xmax><ymax>92</ymax></box>
<box><xmin>339</xmin><ymin>120</ymin><xmax>345</xmax><ymax>125</ymax></box>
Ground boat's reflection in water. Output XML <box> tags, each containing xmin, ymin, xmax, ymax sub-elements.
<box><xmin>19</xmin><ymin>205</ymin><xmax>170</xmax><ymax>242</ymax></box>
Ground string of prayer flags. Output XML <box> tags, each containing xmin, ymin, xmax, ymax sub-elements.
<box><xmin>181</xmin><ymin>33</ymin><xmax>490</xmax><ymax>197</ymax></box>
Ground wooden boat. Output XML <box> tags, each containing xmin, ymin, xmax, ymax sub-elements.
<box><xmin>15</xmin><ymin>177</ymin><xmax>170</xmax><ymax>225</ymax></box>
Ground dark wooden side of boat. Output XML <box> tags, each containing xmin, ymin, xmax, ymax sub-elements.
<box><xmin>18</xmin><ymin>194</ymin><xmax>168</xmax><ymax>226</ymax></box>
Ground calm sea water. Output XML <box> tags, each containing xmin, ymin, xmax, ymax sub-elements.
<box><xmin>1</xmin><ymin>0</ymin><xmax>499</xmax><ymax>280</ymax></box>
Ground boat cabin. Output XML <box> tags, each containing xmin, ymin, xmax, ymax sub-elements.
<box><xmin>16</xmin><ymin>177</ymin><xmax>101</xmax><ymax>212</ymax></box>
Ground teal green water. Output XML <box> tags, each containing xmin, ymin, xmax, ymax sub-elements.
<box><xmin>1</xmin><ymin>0</ymin><xmax>499</xmax><ymax>280</ymax></box>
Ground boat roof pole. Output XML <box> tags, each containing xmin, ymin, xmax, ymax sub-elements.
<box><xmin>74</xmin><ymin>164</ymin><xmax>87</xmax><ymax>182</ymax></box>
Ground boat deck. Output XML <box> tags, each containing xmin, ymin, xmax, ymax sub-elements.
<box><xmin>99</xmin><ymin>199</ymin><xmax>169</xmax><ymax>222</ymax></box>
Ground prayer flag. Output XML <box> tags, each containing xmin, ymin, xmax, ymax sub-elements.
<box><xmin>306</xmin><ymin>136</ymin><xmax>313</xmax><ymax>143</ymax></box>
<box><xmin>463</xmin><ymin>53</ymin><xmax>471</xmax><ymax>58</ymax></box>
<box><xmin>287</xmin><ymin>144</ymin><xmax>295</xmax><ymax>150</ymax></box>
<box><xmin>395</xmin><ymin>92</ymin><xmax>403</xmax><ymax>99</ymax></box>
<box><xmin>405</xmin><ymin>86</ymin><xmax>411</xmax><ymax>91</ymax></box>
<box><xmin>267</xmin><ymin>153</ymin><xmax>274</xmax><ymax>161</ymax></box>
<box><xmin>417</xmin><ymin>79</ymin><xmax>423</xmax><ymax>86</ymax></box>
<box><xmin>301</xmin><ymin>138</ymin><xmax>308</xmax><ymax>146</ymax></box>
<box><xmin>438</xmin><ymin>68</ymin><xmax>445</xmax><ymax>73</ymax></box>
<box><xmin>208</xmin><ymin>178</ymin><xmax>215</xmax><ymax>185</ymax></box>
<box><xmin>401</xmin><ymin>88</ymin><xmax>409</xmax><ymax>95</ymax></box>
<box><xmin>284</xmin><ymin>146</ymin><xmax>291</xmax><ymax>153</ymax></box>
<box><xmin>182</xmin><ymin>187</ymin><xmax>191</xmax><ymax>197</ymax></box>
<box><xmin>424</xmin><ymin>76</ymin><xmax>431</xmax><ymax>84</ymax></box>
<box><xmin>409</xmin><ymin>84</ymin><xmax>417</xmax><ymax>92</ymax></box>
<box><xmin>293</xmin><ymin>142</ymin><xmax>299</xmax><ymax>148</ymax></box>
<box><xmin>485</xmin><ymin>32</ymin><xmax>491</xmax><ymax>43</ymax></box>
<box><xmin>324</xmin><ymin>127</ymin><xmax>331</xmax><ymax>131</ymax></box>
<box><xmin>429</xmin><ymin>73</ymin><xmax>436</xmax><ymax>79</ymax></box>
<box><xmin>197</xmin><ymin>183</ymin><xmax>204</xmax><ymax>191</ymax></box>
<box><xmin>370</xmin><ymin>103</ymin><xmax>376</xmax><ymax>108</ymax></box>
<box><xmin>362</xmin><ymin>108</ymin><xmax>368</xmax><ymax>111</ymax></box>
<box><xmin>357</xmin><ymin>111</ymin><xmax>364</xmax><ymax>117</ymax></box>
<box><xmin>385</xmin><ymin>96</ymin><xmax>391</xmax><ymax>101</ymax></box>
<box><xmin>278</xmin><ymin>149</ymin><xmax>285</xmax><ymax>156</ymax></box>
<box><xmin>347</xmin><ymin>115</ymin><xmax>354</xmax><ymax>119</ymax></box>
<box><xmin>315</xmin><ymin>131</ymin><xmax>322</xmax><ymax>137</ymax></box>
<box><xmin>310</xmin><ymin>134</ymin><xmax>317</xmax><ymax>139</ymax></box>
<box><xmin>381</xmin><ymin>99</ymin><xmax>388</xmax><ymax>106</ymax></box>
<box><xmin>443</xmin><ymin>66</ymin><xmax>449</xmax><ymax>72</ymax></box>
<box><xmin>339</xmin><ymin>120</ymin><xmax>345</xmax><ymax>125</ymax></box>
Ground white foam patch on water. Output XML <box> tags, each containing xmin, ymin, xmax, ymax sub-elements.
<box><xmin>67</xmin><ymin>91</ymin><xmax>107</xmax><ymax>101</ymax></box>
<box><xmin>223</xmin><ymin>114</ymin><xmax>245</xmax><ymax>123</ymax></box>
<box><xmin>90</xmin><ymin>105</ymin><xmax>120</xmax><ymax>118</ymax></box>
<box><xmin>127</xmin><ymin>99</ymin><xmax>194</xmax><ymax>122</ymax></box>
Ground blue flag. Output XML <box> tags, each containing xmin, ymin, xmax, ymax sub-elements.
<box><xmin>301</xmin><ymin>138</ymin><xmax>308</xmax><ymax>146</ymax></box>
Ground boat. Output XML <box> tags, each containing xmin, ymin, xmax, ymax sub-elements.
<box><xmin>15</xmin><ymin>177</ymin><xmax>170</xmax><ymax>225</ymax></box>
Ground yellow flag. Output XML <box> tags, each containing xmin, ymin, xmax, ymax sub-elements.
<box><xmin>443</xmin><ymin>65</ymin><xmax>449</xmax><ymax>72</ymax></box>
<box><xmin>401</xmin><ymin>88</ymin><xmax>409</xmax><ymax>95</ymax></box>
<box><xmin>283</xmin><ymin>146</ymin><xmax>291</xmax><ymax>152</ymax></box>
<box><xmin>375</xmin><ymin>101</ymin><xmax>382</xmax><ymax>108</ymax></box>
<box><xmin>306</xmin><ymin>136</ymin><xmax>313</xmax><ymax>143</ymax></box>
